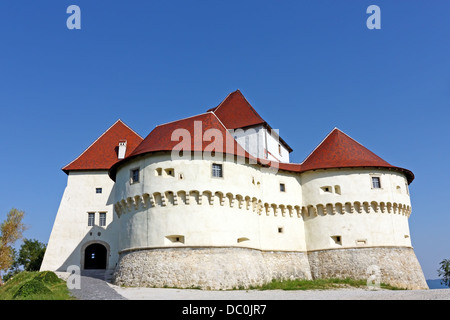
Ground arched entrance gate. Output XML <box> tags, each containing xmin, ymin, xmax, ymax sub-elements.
<box><xmin>83</xmin><ymin>243</ymin><xmax>108</xmax><ymax>269</ymax></box>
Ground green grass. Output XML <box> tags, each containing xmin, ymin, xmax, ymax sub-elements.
<box><xmin>0</xmin><ymin>271</ymin><xmax>75</xmax><ymax>300</ymax></box>
<box><xmin>248</xmin><ymin>278</ymin><xmax>405</xmax><ymax>291</ymax></box>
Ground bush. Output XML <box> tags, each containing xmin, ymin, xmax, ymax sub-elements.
<box><xmin>33</xmin><ymin>271</ymin><xmax>60</xmax><ymax>285</ymax></box>
<box><xmin>13</xmin><ymin>279</ymin><xmax>51</xmax><ymax>298</ymax></box>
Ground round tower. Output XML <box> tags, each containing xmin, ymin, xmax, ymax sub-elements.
<box><xmin>299</xmin><ymin>129</ymin><xmax>427</xmax><ymax>289</ymax></box>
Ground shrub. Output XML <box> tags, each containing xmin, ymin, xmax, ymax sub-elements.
<box><xmin>13</xmin><ymin>279</ymin><xmax>51</xmax><ymax>298</ymax></box>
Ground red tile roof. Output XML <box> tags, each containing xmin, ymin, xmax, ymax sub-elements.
<box><xmin>209</xmin><ymin>90</ymin><xmax>293</xmax><ymax>152</ymax></box>
<box><xmin>207</xmin><ymin>90</ymin><xmax>265</xmax><ymax>129</ymax></box>
<box><xmin>107</xmin><ymin>94</ymin><xmax>414</xmax><ymax>184</ymax></box>
<box><xmin>62</xmin><ymin>120</ymin><xmax>143</xmax><ymax>174</ymax></box>
<box><xmin>294</xmin><ymin>128</ymin><xmax>414</xmax><ymax>183</ymax></box>
<box><xmin>109</xmin><ymin>112</ymin><xmax>255</xmax><ymax>179</ymax></box>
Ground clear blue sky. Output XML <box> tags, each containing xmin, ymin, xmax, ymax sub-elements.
<box><xmin>0</xmin><ymin>1</ymin><xmax>448</xmax><ymax>280</ymax></box>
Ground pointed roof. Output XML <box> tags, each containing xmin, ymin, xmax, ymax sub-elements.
<box><xmin>208</xmin><ymin>90</ymin><xmax>293</xmax><ymax>152</ymax></box>
<box><xmin>109</xmin><ymin>112</ymin><xmax>254</xmax><ymax>180</ymax></box>
<box><xmin>207</xmin><ymin>90</ymin><xmax>266</xmax><ymax>129</ymax></box>
<box><xmin>62</xmin><ymin>120</ymin><xmax>143</xmax><ymax>174</ymax></box>
<box><xmin>299</xmin><ymin>128</ymin><xmax>414</xmax><ymax>183</ymax></box>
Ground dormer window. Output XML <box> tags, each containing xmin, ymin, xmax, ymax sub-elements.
<box><xmin>118</xmin><ymin>140</ymin><xmax>127</xmax><ymax>159</ymax></box>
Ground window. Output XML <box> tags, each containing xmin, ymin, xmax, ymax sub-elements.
<box><xmin>278</xmin><ymin>144</ymin><xmax>282</xmax><ymax>155</ymax></box>
<box><xmin>88</xmin><ymin>213</ymin><xmax>95</xmax><ymax>226</ymax></box>
<box><xmin>212</xmin><ymin>163</ymin><xmax>223</xmax><ymax>178</ymax></box>
<box><xmin>321</xmin><ymin>186</ymin><xmax>332</xmax><ymax>193</ymax></box>
<box><xmin>96</xmin><ymin>188</ymin><xmax>102</xmax><ymax>194</ymax></box>
<box><xmin>278</xmin><ymin>227</ymin><xmax>284</xmax><ymax>233</ymax></box>
<box><xmin>164</xmin><ymin>168</ymin><xmax>175</xmax><ymax>177</ymax></box>
<box><xmin>331</xmin><ymin>235</ymin><xmax>342</xmax><ymax>245</ymax></box>
<box><xmin>99</xmin><ymin>212</ymin><xmax>106</xmax><ymax>227</ymax></box>
<box><xmin>130</xmin><ymin>168</ymin><xmax>140</xmax><ymax>184</ymax></box>
<box><xmin>372</xmin><ymin>176</ymin><xmax>381</xmax><ymax>189</ymax></box>
<box><xmin>280</xmin><ymin>183</ymin><xmax>286</xmax><ymax>192</ymax></box>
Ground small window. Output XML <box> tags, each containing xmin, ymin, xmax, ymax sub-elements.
<box><xmin>279</xmin><ymin>183</ymin><xmax>285</xmax><ymax>192</ymax></box>
<box><xmin>99</xmin><ymin>212</ymin><xmax>106</xmax><ymax>227</ymax></box>
<box><xmin>88</xmin><ymin>212</ymin><xmax>95</xmax><ymax>226</ymax></box>
<box><xmin>165</xmin><ymin>235</ymin><xmax>185</xmax><ymax>244</ymax></box>
<box><xmin>331</xmin><ymin>235</ymin><xmax>342</xmax><ymax>245</ymax></box>
<box><xmin>96</xmin><ymin>188</ymin><xmax>102</xmax><ymax>194</ymax></box>
<box><xmin>278</xmin><ymin>227</ymin><xmax>284</xmax><ymax>233</ymax></box>
<box><xmin>321</xmin><ymin>186</ymin><xmax>332</xmax><ymax>193</ymax></box>
<box><xmin>278</xmin><ymin>144</ymin><xmax>282</xmax><ymax>155</ymax></box>
<box><xmin>372</xmin><ymin>176</ymin><xmax>381</xmax><ymax>189</ymax></box>
<box><xmin>130</xmin><ymin>168</ymin><xmax>140</xmax><ymax>184</ymax></box>
<box><xmin>212</xmin><ymin>163</ymin><xmax>223</xmax><ymax>178</ymax></box>
<box><xmin>334</xmin><ymin>185</ymin><xmax>341</xmax><ymax>195</ymax></box>
<box><xmin>164</xmin><ymin>168</ymin><xmax>175</xmax><ymax>177</ymax></box>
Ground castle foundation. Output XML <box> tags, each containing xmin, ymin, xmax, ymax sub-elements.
<box><xmin>112</xmin><ymin>247</ymin><xmax>312</xmax><ymax>290</ymax></box>
<box><xmin>307</xmin><ymin>246</ymin><xmax>428</xmax><ymax>290</ymax></box>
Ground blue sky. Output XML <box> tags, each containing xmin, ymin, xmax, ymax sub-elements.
<box><xmin>0</xmin><ymin>1</ymin><xmax>449</xmax><ymax>280</ymax></box>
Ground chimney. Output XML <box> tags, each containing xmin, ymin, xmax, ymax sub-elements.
<box><xmin>118</xmin><ymin>140</ymin><xmax>127</xmax><ymax>159</ymax></box>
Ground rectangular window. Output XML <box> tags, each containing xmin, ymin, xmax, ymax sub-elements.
<box><xmin>372</xmin><ymin>176</ymin><xmax>381</xmax><ymax>189</ymax></box>
<box><xmin>130</xmin><ymin>168</ymin><xmax>140</xmax><ymax>184</ymax></box>
<box><xmin>96</xmin><ymin>188</ymin><xmax>102</xmax><ymax>194</ymax></box>
<box><xmin>99</xmin><ymin>212</ymin><xmax>106</xmax><ymax>227</ymax></box>
<box><xmin>278</xmin><ymin>144</ymin><xmax>282</xmax><ymax>155</ymax></box>
<box><xmin>88</xmin><ymin>212</ymin><xmax>95</xmax><ymax>226</ymax></box>
<box><xmin>212</xmin><ymin>163</ymin><xmax>223</xmax><ymax>178</ymax></box>
<box><xmin>280</xmin><ymin>183</ymin><xmax>285</xmax><ymax>192</ymax></box>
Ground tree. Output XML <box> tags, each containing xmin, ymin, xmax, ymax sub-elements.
<box><xmin>438</xmin><ymin>259</ymin><xmax>450</xmax><ymax>287</ymax></box>
<box><xmin>18</xmin><ymin>239</ymin><xmax>46</xmax><ymax>271</ymax></box>
<box><xmin>0</xmin><ymin>208</ymin><xmax>27</xmax><ymax>285</ymax></box>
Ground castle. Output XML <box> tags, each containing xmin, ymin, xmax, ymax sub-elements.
<box><xmin>40</xmin><ymin>90</ymin><xmax>428</xmax><ymax>290</ymax></box>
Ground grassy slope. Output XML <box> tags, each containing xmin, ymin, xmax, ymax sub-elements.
<box><xmin>0</xmin><ymin>271</ymin><xmax>75</xmax><ymax>300</ymax></box>
<box><xmin>248</xmin><ymin>278</ymin><xmax>404</xmax><ymax>290</ymax></box>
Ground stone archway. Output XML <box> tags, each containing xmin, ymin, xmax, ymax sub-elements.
<box><xmin>84</xmin><ymin>243</ymin><xmax>107</xmax><ymax>269</ymax></box>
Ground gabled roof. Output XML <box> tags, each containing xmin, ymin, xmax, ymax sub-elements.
<box><xmin>208</xmin><ymin>90</ymin><xmax>293</xmax><ymax>152</ymax></box>
<box><xmin>62</xmin><ymin>120</ymin><xmax>143</xmax><ymax>174</ymax></box>
<box><xmin>109</xmin><ymin>112</ymin><xmax>254</xmax><ymax>180</ymax></box>
<box><xmin>298</xmin><ymin>128</ymin><xmax>414</xmax><ymax>183</ymax></box>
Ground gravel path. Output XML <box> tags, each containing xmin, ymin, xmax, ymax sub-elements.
<box><xmin>55</xmin><ymin>272</ymin><xmax>450</xmax><ymax>300</ymax></box>
<box><xmin>111</xmin><ymin>285</ymin><xmax>450</xmax><ymax>300</ymax></box>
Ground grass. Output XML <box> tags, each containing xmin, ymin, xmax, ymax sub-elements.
<box><xmin>0</xmin><ymin>271</ymin><xmax>75</xmax><ymax>300</ymax></box>
<box><xmin>248</xmin><ymin>278</ymin><xmax>405</xmax><ymax>291</ymax></box>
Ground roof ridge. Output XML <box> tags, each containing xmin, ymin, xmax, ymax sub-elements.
<box><xmin>154</xmin><ymin>112</ymin><xmax>211</xmax><ymax>128</ymax></box>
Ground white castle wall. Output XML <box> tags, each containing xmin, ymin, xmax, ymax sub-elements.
<box><xmin>300</xmin><ymin>168</ymin><xmax>412</xmax><ymax>251</ymax></box>
<box><xmin>113</xmin><ymin>153</ymin><xmax>306</xmax><ymax>252</ymax></box>
<box><xmin>40</xmin><ymin>171</ymin><xmax>119</xmax><ymax>271</ymax></box>
<box><xmin>113</xmin><ymin>154</ymin><xmax>413</xmax><ymax>254</ymax></box>
<box><xmin>232</xmin><ymin>125</ymin><xmax>290</xmax><ymax>163</ymax></box>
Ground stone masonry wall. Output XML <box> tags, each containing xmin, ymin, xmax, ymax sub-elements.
<box><xmin>112</xmin><ymin>246</ymin><xmax>427</xmax><ymax>290</ymax></box>
<box><xmin>307</xmin><ymin>247</ymin><xmax>428</xmax><ymax>290</ymax></box>
<box><xmin>112</xmin><ymin>247</ymin><xmax>311</xmax><ymax>290</ymax></box>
